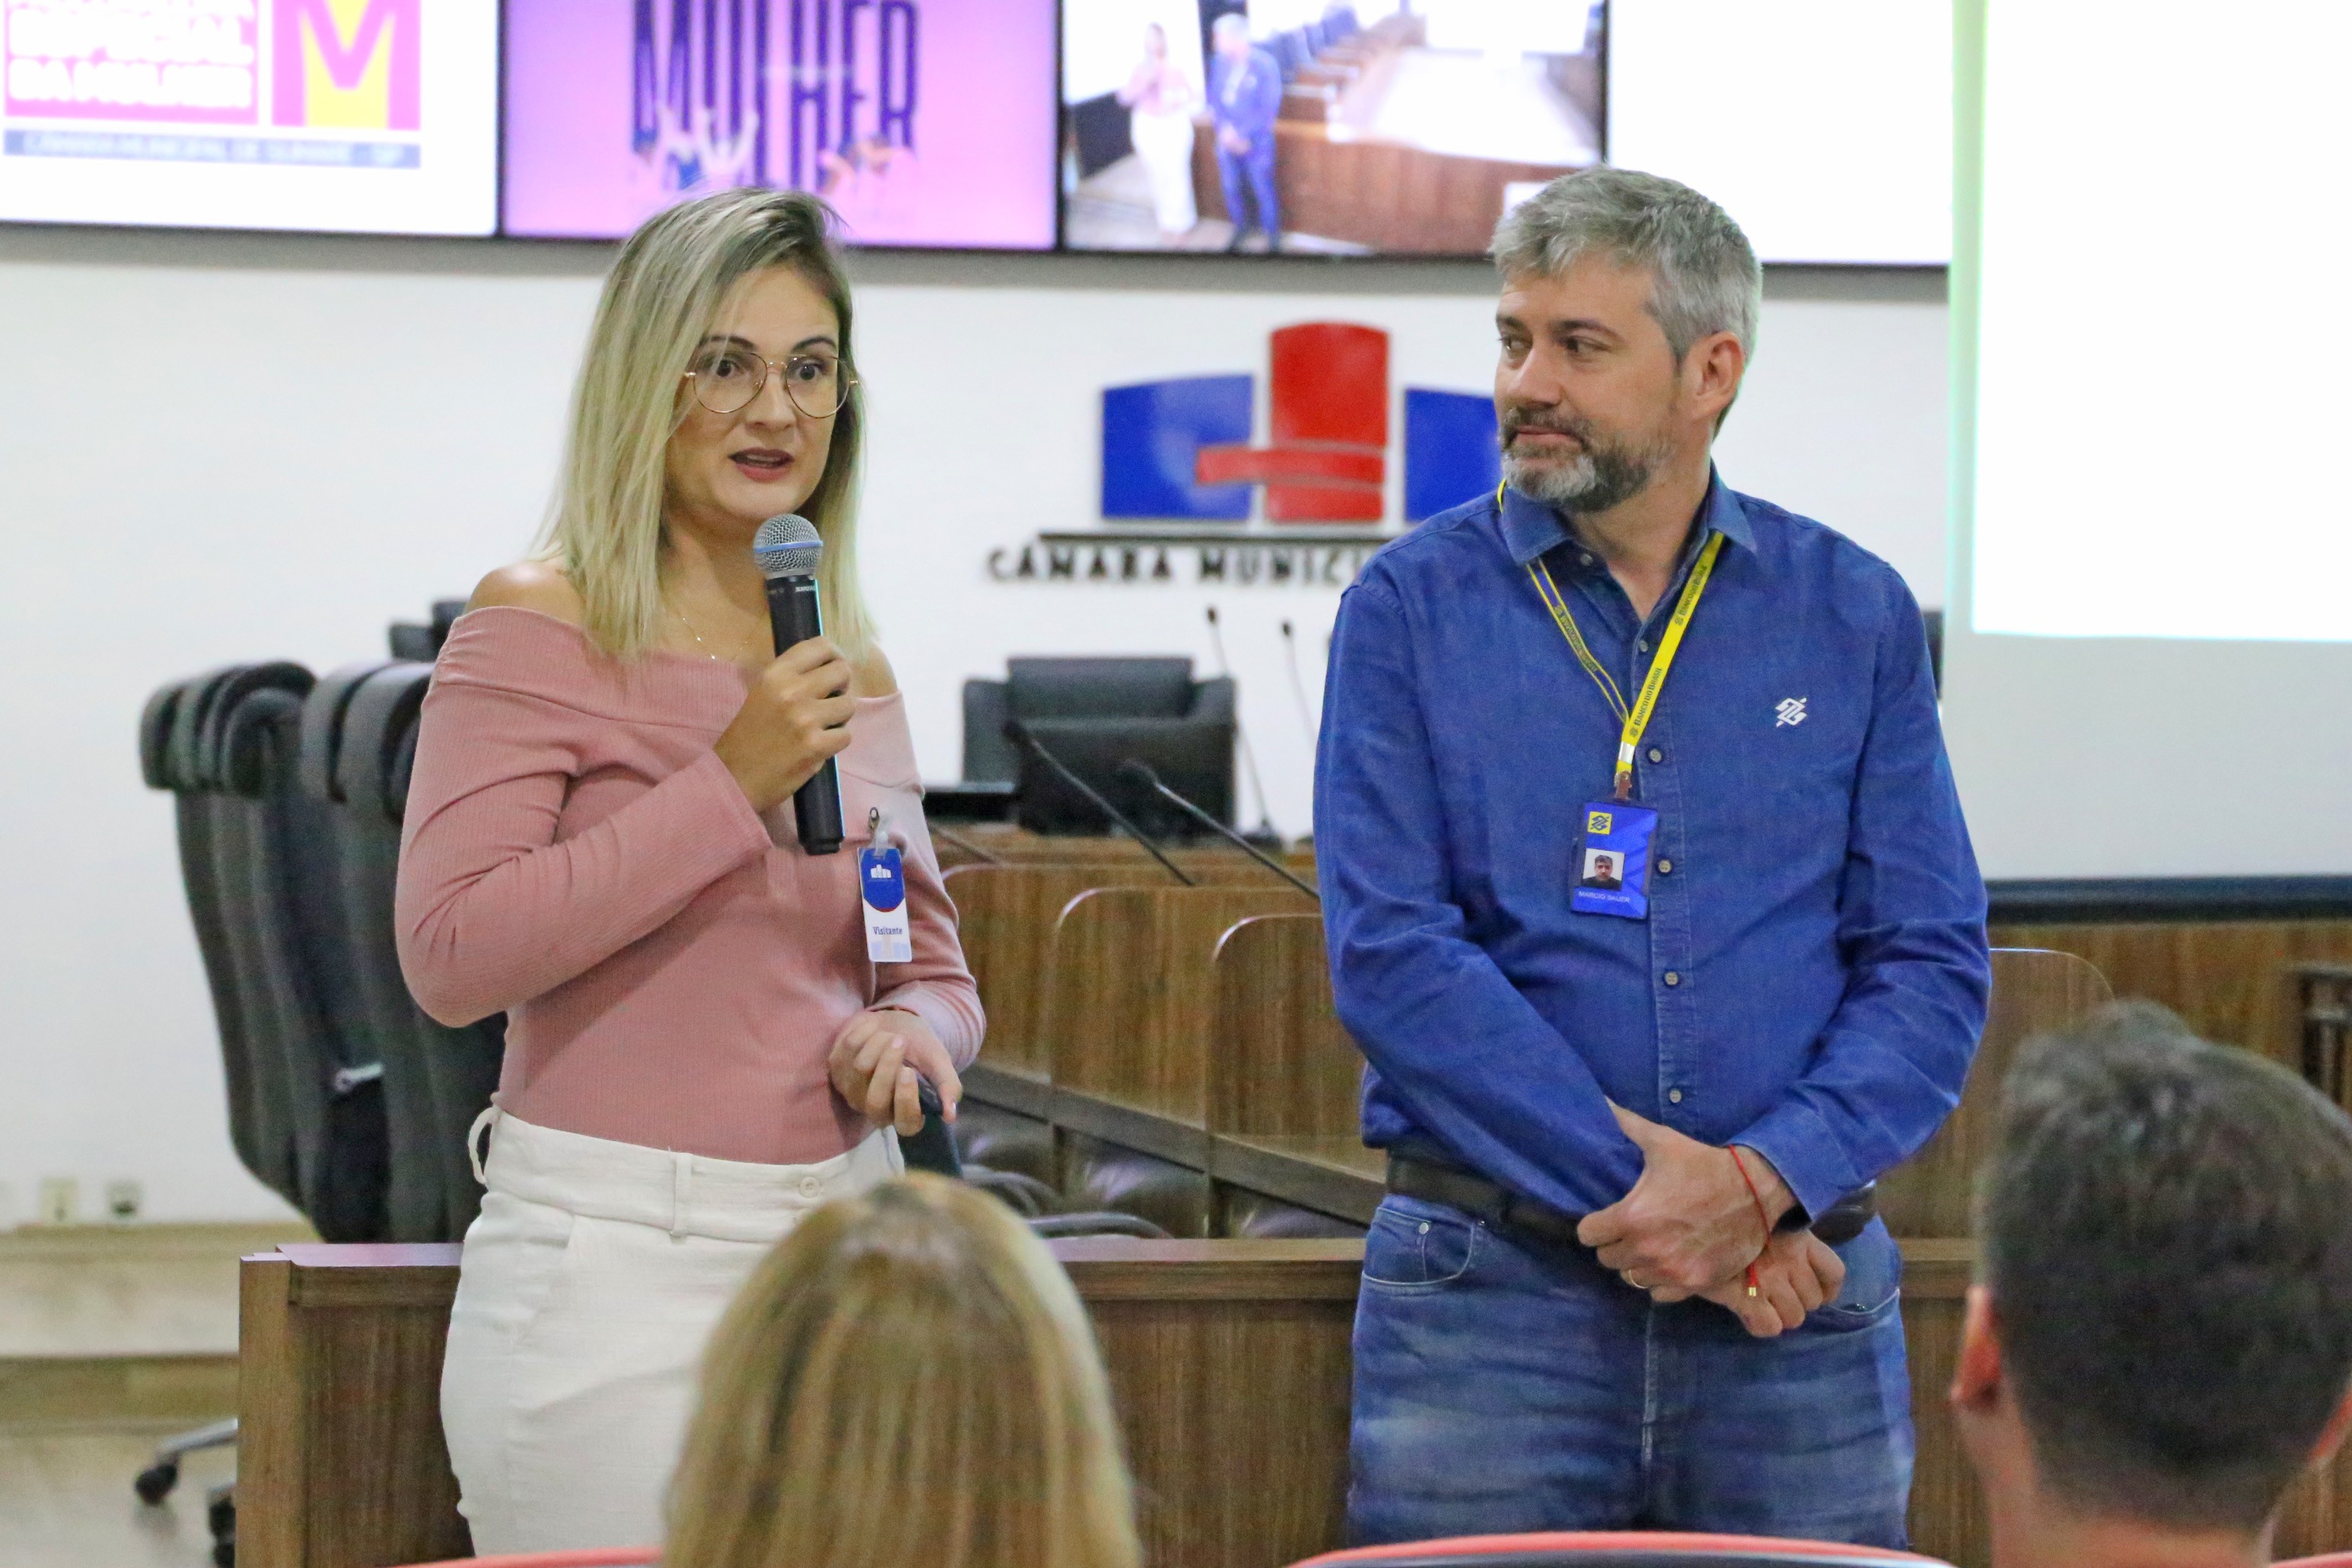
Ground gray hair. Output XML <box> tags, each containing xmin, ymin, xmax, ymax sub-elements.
<box><xmin>1491</xmin><ymin>167</ymin><xmax>1762</xmax><ymax>363</ymax></box>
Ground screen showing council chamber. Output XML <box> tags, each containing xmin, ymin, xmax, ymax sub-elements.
<box><xmin>501</xmin><ymin>0</ymin><xmax>1058</xmax><ymax>249</ymax></box>
<box><xmin>0</xmin><ymin>0</ymin><xmax>498</xmax><ymax>235</ymax></box>
<box><xmin>1061</xmin><ymin>0</ymin><xmax>1604</xmax><ymax>256</ymax></box>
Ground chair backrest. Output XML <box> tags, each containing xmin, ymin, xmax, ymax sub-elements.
<box><xmin>145</xmin><ymin>669</ymin><xmax>269</xmax><ymax>1185</ymax></box>
<box><xmin>325</xmin><ymin>663</ymin><xmax>455</xmax><ymax>1240</ymax></box>
<box><xmin>186</xmin><ymin>666</ymin><xmax>316</xmax><ymax>1212</ymax></box>
<box><xmin>1006</xmin><ymin>655</ymin><xmax>1197</xmax><ymax>720</ymax></box>
<box><xmin>217</xmin><ymin>673</ymin><xmax>394</xmax><ymax>1242</ymax></box>
<box><xmin>336</xmin><ymin>661</ymin><xmax>505</xmax><ymax>1240</ymax></box>
<box><xmin>1291</xmin><ymin>1531</ymin><xmax>1949</xmax><ymax>1566</ymax></box>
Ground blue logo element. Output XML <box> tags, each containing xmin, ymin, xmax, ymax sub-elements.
<box><xmin>1101</xmin><ymin>375</ymin><xmax>1256</xmax><ymax>520</ymax></box>
<box><xmin>1099</xmin><ymin>331</ymin><xmax>1497</xmax><ymax>527</ymax></box>
<box><xmin>858</xmin><ymin>846</ymin><xmax>905</xmax><ymax>913</ymax></box>
<box><xmin>1402</xmin><ymin>390</ymin><xmax>1501</xmax><ymax>523</ymax></box>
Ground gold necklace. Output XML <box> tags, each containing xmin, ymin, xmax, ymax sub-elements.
<box><xmin>665</xmin><ymin>598</ymin><xmax>749</xmax><ymax>663</ymax></box>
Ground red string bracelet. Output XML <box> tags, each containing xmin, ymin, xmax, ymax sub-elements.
<box><xmin>1727</xmin><ymin>1146</ymin><xmax>1772</xmax><ymax>1299</ymax></box>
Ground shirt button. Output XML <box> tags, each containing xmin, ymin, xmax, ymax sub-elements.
<box><xmin>1579</xmin><ymin>552</ymin><xmax>1595</xmax><ymax>567</ymax></box>
<box><xmin>1664</xmin><ymin>971</ymin><xmax>1682</xmax><ymax>987</ymax></box>
<box><xmin>799</xmin><ymin>1176</ymin><xmax>823</xmax><ymax>1197</ymax></box>
<box><xmin>1668</xmin><ymin>1088</ymin><xmax>1684</xmax><ymax>1105</ymax></box>
<box><xmin>1637</xmin><ymin>639</ymin><xmax>1652</xmax><ymax>654</ymax></box>
<box><xmin>1657</xmin><ymin>858</ymin><xmax>1674</xmax><ymax>875</ymax></box>
<box><xmin>1647</xmin><ymin>747</ymin><xmax>1664</xmax><ymax>764</ymax></box>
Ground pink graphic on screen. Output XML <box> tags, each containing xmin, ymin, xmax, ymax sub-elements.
<box><xmin>502</xmin><ymin>0</ymin><xmax>1056</xmax><ymax>248</ymax></box>
<box><xmin>4</xmin><ymin>1</ymin><xmax>262</xmax><ymax>125</ymax></box>
<box><xmin>274</xmin><ymin>0</ymin><xmax>420</xmax><ymax>130</ymax></box>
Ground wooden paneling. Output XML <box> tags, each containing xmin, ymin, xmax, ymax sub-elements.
<box><xmin>1046</xmin><ymin>886</ymin><xmax>1316</xmax><ymax>1130</ymax></box>
<box><xmin>1988</xmin><ymin>919</ymin><xmax>2352</xmax><ymax>1069</ymax></box>
<box><xmin>1271</xmin><ymin>126</ymin><xmax>1571</xmax><ymax>254</ymax></box>
<box><xmin>948</xmin><ymin>859</ymin><xmax>1320</xmax><ymax>1084</ymax></box>
<box><xmin>1208</xmin><ymin>913</ymin><xmax>1358</xmax><ymax>1141</ymax></box>
<box><xmin>237</xmin><ymin>1239</ymin><xmax>1359</xmax><ymax>1568</ymax></box>
<box><xmin>1899</xmin><ymin>1240</ymin><xmax>1984</xmax><ymax>1568</ymax></box>
<box><xmin>1879</xmin><ymin>950</ymin><xmax>2115</xmax><ymax>1238</ymax></box>
<box><xmin>947</xmin><ymin>863</ymin><xmax>1184</xmax><ymax>1083</ymax></box>
<box><xmin>237</xmin><ymin>1244</ymin><xmax>470</xmax><ymax>1568</ymax></box>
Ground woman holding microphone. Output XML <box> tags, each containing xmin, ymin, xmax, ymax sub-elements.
<box><xmin>395</xmin><ymin>187</ymin><xmax>983</xmax><ymax>1554</ymax></box>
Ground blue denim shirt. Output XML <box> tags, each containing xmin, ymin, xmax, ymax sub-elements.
<box><xmin>1314</xmin><ymin>473</ymin><xmax>1990</xmax><ymax>1222</ymax></box>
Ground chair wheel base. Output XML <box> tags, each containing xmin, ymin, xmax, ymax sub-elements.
<box><xmin>133</xmin><ymin>1461</ymin><xmax>179</xmax><ymax>1505</ymax></box>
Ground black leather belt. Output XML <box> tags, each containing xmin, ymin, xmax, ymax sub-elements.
<box><xmin>1386</xmin><ymin>1154</ymin><xmax>1876</xmax><ymax>1252</ymax></box>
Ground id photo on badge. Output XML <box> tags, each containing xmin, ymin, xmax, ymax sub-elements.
<box><xmin>1580</xmin><ymin>848</ymin><xmax>1628</xmax><ymax>891</ymax></box>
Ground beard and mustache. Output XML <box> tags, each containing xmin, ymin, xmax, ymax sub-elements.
<box><xmin>1499</xmin><ymin>405</ymin><xmax>1676</xmax><ymax>515</ymax></box>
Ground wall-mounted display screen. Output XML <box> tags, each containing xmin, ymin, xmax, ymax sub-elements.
<box><xmin>1061</xmin><ymin>0</ymin><xmax>1604</xmax><ymax>255</ymax></box>
<box><xmin>0</xmin><ymin>0</ymin><xmax>498</xmax><ymax>234</ymax></box>
<box><xmin>501</xmin><ymin>0</ymin><xmax>1058</xmax><ymax>249</ymax></box>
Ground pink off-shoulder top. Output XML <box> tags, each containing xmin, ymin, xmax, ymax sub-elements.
<box><xmin>394</xmin><ymin>606</ymin><xmax>985</xmax><ymax>1166</ymax></box>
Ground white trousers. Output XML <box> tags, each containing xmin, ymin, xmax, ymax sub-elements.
<box><xmin>1131</xmin><ymin>107</ymin><xmax>1198</xmax><ymax>233</ymax></box>
<box><xmin>440</xmin><ymin>1110</ymin><xmax>901</xmax><ymax>1554</ymax></box>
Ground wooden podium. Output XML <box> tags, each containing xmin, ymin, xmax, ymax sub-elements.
<box><xmin>237</xmin><ymin>1239</ymin><xmax>1359</xmax><ymax>1568</ymax></box>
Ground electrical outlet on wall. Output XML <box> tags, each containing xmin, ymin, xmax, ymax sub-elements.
<box><xmin>38</xmin><ymin>1177</ymin><xmax>78</xmax><ymax>1226</ymax></box>
<box><xmin>104</xmin><ymin>1181</ymin><xmax>142</xmax><ymax>1222</ymax></box>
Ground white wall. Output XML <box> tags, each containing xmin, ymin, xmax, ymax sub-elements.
<box><xmin>0</xmin><ymin>226</ymin><xmax>1945</xmax><ymax>1222</ymax></box>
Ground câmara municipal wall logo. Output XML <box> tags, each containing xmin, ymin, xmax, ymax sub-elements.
<box><xmin>988</xmin><ymin>321</ymin><xmax>1501</xmax><ymax>589</ymax></box>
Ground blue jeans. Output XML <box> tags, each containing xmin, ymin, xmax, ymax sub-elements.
<box><xmin>1216</xmin><ymin>140</ymin><xmax>1279</xmax><ymax>235</ymax></box>
<box><xmin>1348</xmin><ymin>1194</ymin><xmax>1914</xmax><ymax>1547</ymax></box>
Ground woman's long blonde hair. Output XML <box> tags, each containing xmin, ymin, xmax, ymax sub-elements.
<box><xmin>542</xmin><ymin>186</ymin><xmax>876</xmax><ymax>660</ymax></box>
<box><xmin>666</xmin><ymin>1175</ymin><xmax>1142</xmax><ymax>1568</ymax></box>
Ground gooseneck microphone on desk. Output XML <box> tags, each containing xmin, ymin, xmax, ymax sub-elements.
<box><xmin>1004</xmin><ymin>721</ymin><xmax>1194</xmax><ymax>887</ymax></box>
<box><xmin>753</xmin><ymin>514</ymin><xmax>845</xmax><ymax>856</ymax></box>
<box><xmin>1118</xmin><ymin>760</ymin><xmax>1319</xmax><ymax>902</ymax></box>
<box><xmin>1204</xmin><ymin>605</ymin><xmax>1280</xmax><ymax>843</ymax></box>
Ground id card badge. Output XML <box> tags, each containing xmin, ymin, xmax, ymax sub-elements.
<box><xmin>1571</xmin><ymin>801</ymin><xmax>1658</xmax><ymax>920</ymax></box>
<box><xmin>858</xmin><ymin>844</ymin><xmax>912</xmax><ymax>962</ymax></box>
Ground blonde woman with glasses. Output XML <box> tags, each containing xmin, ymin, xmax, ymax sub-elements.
<box><xmin>394</xmin><ymin>188</ymin><xmax>985</xmax><ymax>1554</ymax></box>
<box><xmin>667</xmin><ymin>1175</ymin><xmax>1142</xmax><ymax>1568</ymax></box>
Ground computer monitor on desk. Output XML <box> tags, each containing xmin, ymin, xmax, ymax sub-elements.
<box><xmin>1014</xmin><ymin>716</ymin><xmax>1236</xmax><ymax>839</ymax></box>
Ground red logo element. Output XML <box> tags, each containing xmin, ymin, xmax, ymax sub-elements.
<box><xmin>1195</xmin><ymin>323</ymin><xmax>1388</xmax><ymax>523</ymax></box>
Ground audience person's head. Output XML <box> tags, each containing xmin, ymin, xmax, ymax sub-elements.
<box><xmin>549</xmin><ymin>184</ymin><xmax>872</xmax><ymax>660</ymax></box>
<box><xmin>1956</xmin><ymin>1002</ymin><xmax>2352</xmax><ymax>1567</ymax></box>
<box><xmin>1212</xmin><ymin>14</ymin><xmax>1251</xmax><ymax>59</ymax></box>
<box><xmin>665</xmin><ymin>1174</ymin><xmax>1141</xmax><ymax>1568</ymax></box>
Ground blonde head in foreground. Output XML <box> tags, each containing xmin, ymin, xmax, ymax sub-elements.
<box><xmin>666</xmin><ymin>1174</ymin><xmax>1142</xmax><ymax>1568</ymax></box>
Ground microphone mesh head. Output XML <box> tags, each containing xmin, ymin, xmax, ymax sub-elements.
<box><xmin>752</xmin><ymin>514</ymin><xmax>824</xmax><ymax>580</ymax></box>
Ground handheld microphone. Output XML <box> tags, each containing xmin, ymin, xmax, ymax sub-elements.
<box><xmin>1117</xmin><ymin>760</ymin><xmax>1318</xmax><ymax>902</ymax></box>
<box><xmin>1204</xmin><ymin>605</ymin><xmax>1278</xmax><ymax>841</ymax></box>
<box><xmin>753</xmin><ymin>514</ymin><xmax>845</xmax><ymax>856</ymax></box>
<box><xmin>1005</xmin><ymin>721</ymin><xmax>1193</xmax><ymax>887</ymax></box>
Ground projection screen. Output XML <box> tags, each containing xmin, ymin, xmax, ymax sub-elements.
<box><xmin>1943</xmin><ymin>0</ymin><xmax>2352</xmax><ymax>883</ymax></box>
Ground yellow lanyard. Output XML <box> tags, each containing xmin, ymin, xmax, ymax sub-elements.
<box><xmin>1511</xmin><ymin>484</ymin><xmax>1723</xmax><ymax>802</ymax></box>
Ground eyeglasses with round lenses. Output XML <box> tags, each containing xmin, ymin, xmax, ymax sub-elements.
<box><xmin>683</xmin><ymin>342</ymin><xmax>855</xmax><ymax>419</ymax></box>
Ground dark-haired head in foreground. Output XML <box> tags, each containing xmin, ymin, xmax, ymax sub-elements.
<box><xmin>1956</xmin><ymin>1001</ymin><xmax>2352</xmax><ymax>1568</ymax></box>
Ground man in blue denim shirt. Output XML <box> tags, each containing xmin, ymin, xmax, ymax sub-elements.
<box><xmin>1316</xmin><ymin>168</ymin><xmax>1989</xmax><ymax>1547</ymax></box>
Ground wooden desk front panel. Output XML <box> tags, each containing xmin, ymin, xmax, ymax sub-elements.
<box><xmin>1988</xmin><ymin>919</ymin><xmax>2352</xmax><ymax>1070</ymax></box>
<box><xmin>1049</xmin><ymin>886</ymin><xmax>1316</xmax><ymax>1127</ymax></box>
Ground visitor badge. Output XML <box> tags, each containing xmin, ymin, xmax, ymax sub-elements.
<box><xmin>859</xmin><ymin>844</ymin><xmax>912</xmax><ymax>962</ymax></box>
<box><xmin>1571</xmin><ymin>801</ymin><xmax>1657</xmax><ymax>921</ymax></box>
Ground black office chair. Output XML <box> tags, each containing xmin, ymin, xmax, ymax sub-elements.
<box><xmin>961</xmin><ymin>657</ymin><xmax>1237</xmax><ymax>838</ymax></box>
<box><xmin>328</xmin><ymin>662</ymin><xmax>500</xmax><ymax>1242</ymax></box>
<box><xmin>363</xmin><ymin>669</ymin><xmax>505</xmax><ymax>1240</ymax></box>
<box><xmin>214</xmin><ymin>673</ymin><xmax>390</xmax><ymax>1242</ymax></box>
